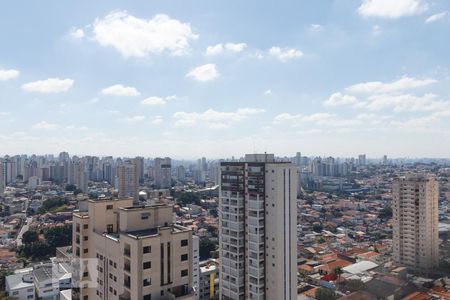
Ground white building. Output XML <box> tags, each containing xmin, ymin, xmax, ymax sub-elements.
<box><xmin>5</xmin><ymin>268</ymin><xmax>35</xmax><ymax>300</ymax></box>
<box><xmin>219</xmin><ymin>154</ymin><xmax>297</xmax><ymax>300</ymax></box>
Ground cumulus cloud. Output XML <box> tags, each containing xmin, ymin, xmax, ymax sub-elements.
<box><xmin>186</xmin><ymin>63</ymin><xmax>220</xmax><ymax>82</ymax></box>
<box><xmin>363</xmin><ymin>93</ymin><xmax>450</xmax><ymax>112</ymax></box>
<box><xmin>273</xmin><ymin>112</ymin><xmax>363</xmax><ymax>128</ymax></box>
<box><xmin>141</xmin><ymin>95</ymin><xmax>178</xmax><ymax>105</ymax></box>
<box><xmin>324</xmin><ymin>93</ymin><xmax>359</xmax><ymax>107</ymax></box>
<box><xmin>323</xmin><ymin>76</ymin><xmax>449</xmax><ymax>113</ymax></box>
<box><xmin>69</xmin><ymin>27</ymin><xmax>85</xmax><ymax>39</ymax></box>
<box><xmin>152</xmin><ymin>116</ymin><xmax>163</xmax><ymax>124</ymax></box>
<box><xmin>205</xmin><ymin>42</ymin><xmax>247</xmax><ymax>55</ymax></box>
<box><xmin>32</xmin><ymin>121</ymin><xmax>60</xmax><ymax>130</ymax></box>
<box><xmin>346</xmin><ymin>76</ymin><xmax>436</xmax><ymax>93</ymax></box>
<box><xmin>92</xmin><ymin>11</ymin><xmax>198</xmax><ymax>58</ymax></box>
<box><xmin>358</xmin><ymin>0</ymin><xmax>428</xmax><ymax>18</ymax></box>
<box><xmin>101</xmin><ymin>84</ymin><xmax>140</xmax><ymax>96</ymax></box>
<box><xmin>269</xmin><ymin>47</ymin><xmax>303</xmax><ymax>62</ymax></box>
<box><xmin>425</xmin><ymin>11</ymin><xmax>448</xmax><ymax>23</ymax></box>
<box><xmin>0</xmin><ymin>69</ymin><xmax>20</xmax><ymax>81</ymax></box>
<box><xmin>173</xmin><ymin>108</ymin><xmax>265</xmax><ymax>129</ymax></box>
<box><xmin>22</xmin><ymin>78</ymin><xmax>74</xmax><ymax>93</ymax></box>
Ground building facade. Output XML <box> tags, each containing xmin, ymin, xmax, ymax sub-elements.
<box><xmin>392</xmin><ymin>174</ymin><xmax>439</xmax><ymax>273</ymax></box>
<box><xmin>117</xmin><ymin>160</ymin><xmax>139</xmax><ymax>202</ymax></box>
<box><xmin>154</xmin><ymin>157</ymin><xmax>172</xmax><ymax>189</ymax></box>
<box><xmin>219</xmin><ymin>154</ymin><xmax>297</xmax><ymax>300</ymax></box>
<box><xmin>72</xmin><ymin>198</ymin><xmax>194</xmax><ymax>300</ymax></box>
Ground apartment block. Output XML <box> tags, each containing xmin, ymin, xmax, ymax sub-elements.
<box><xmin>219</xmin><ymin>154</ymin><xmax>297</xmax><ymax>300</ymax></box>
<box><xmin>72</xmin><ymin>198</ymin><xmax>194</xmax><ymax>300</ymax></box>
<box><xmin>117</xmin><ymin>160</ymin><xmax>139</xmax><ymax>202</ymax></box>
<box><xmin>392</xmin><ymin>174</ymin><xmax>439</xmax><ymax>273</ymax></box>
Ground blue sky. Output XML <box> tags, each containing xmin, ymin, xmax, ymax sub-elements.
<box><xmin>0</xmin><ymin>0</ymin><xmax>449</xmax><ymax>158</ymax></box>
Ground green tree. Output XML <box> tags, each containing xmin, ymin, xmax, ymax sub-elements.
<box><xmin>199</xmin><ymin>239</ymin><xmax>217</xmax><ymax>260</ymax></box>
<box><xmin>209</xmin><ymin>208</ymin><xmax>218</xmax><ymax>218</ymax></box>
<box><xmin>22</xmin><ymin>230</ymin><xmax>38</xmax><ymax>244</ymax></box>
<box><xmin>65</xmin><ymin>184</ymin><xmax>77</xmax><ymax>191</ymax></box>
<box><xmin>378</xmin><ymin>205</ymin><xmax>392</xmax><ymax>219</ymax></box>
<box><xmin>334</xmin><ymin>266</ymin><xmax>343</xmax><ymax>281</ymax></box>
<box><xmin>313</xmin><ymin>224</ymin><xmax>323</xmax><ymax>233</ymax></box>
<box><xmin>345</xmin><ymin>279</ymin><xmax>365</xmax><ymax>292</ymax></box>
<box><xmin>315</xmin><ymin>287</ymin><xmax>337</xmax><ymax>300</ymax></box>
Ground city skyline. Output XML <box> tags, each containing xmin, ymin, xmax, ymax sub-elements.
<box><xmin>1</xmin><ymin>1</ymin><xmax>450</xmax><ymax>157</ymax></box>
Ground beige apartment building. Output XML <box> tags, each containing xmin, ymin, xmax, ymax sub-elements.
<box><xmin>117</xmin><ymin>160</ymin><xmax>139</xmax><ymax>202</ymax></box>
<box><xmin>72</xmin><ymin>198</ymin><xmax>194</xmax><ymax>300</ymax></box>
<box><xmin>219</xmin><ymin>154</ymin><xmax>297</xmax><ymax>300</ymax></box>
<box><xmin>392</xmin><ymin>174</ymin><xmax>439</xmax><ymax>273</ymax></box>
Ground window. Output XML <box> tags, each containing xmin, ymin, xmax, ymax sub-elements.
<box><xmin>83</xmin><ymin>224</ymin><xmax>88</xmax><ymax>229</ymax></box>
<box><xmin>143</xmin><ymin>261</ymin><xmax>151</xmax><ymax>269</ymax></box>
<box><xmin>141</xmin><ymin>213</ymin><xmax>150</xmax><ymax>220</ymax></box>
<box><xmin>106</xmin><ymin>204</ymin><xmax>113</xmax><ymax>210</ymax></box>
<box><xmin>107</xmin><ymin>224</ymin><xmax>113</xmax><ymax>233</ymax></box>
<box><xmin>143</xmin><ymin>295</ymin><xmax>152</xmax><ymax>300</ymax></box>
<box><xmin>84</xmin><ymin>248</ymin><xmax>88</xmax><ymax>254</ymax></box>
<box><xmin>84</xmin><ymin>236</ymin><xmax>88</xmax><ymax>241</ymax></box>
<box><xmin>143</xmin><ymin>278</ymin><xmax>151</xmax><ymax>286</ymax></box>
<box><xmin>181</xmin><ymin>254</ymin><xmax>188</xmax><ymax>261</ymax></box>
<box><xmin>83</xmin><ymin>272</ymin><xmax>89</xmax><ymax>277</ymax></box>
<box><xmin>76</xmin><ymin>224</ymin><xmax>80</xmax><ymax>232</ymax></box>
<box><xmin>143</xmin><ymin>246</ymin><xmax>151</xmax><ymax>254</ymax></box>
<box><xmin>181</xmin><ymin>239</ymin><xmax>188</xmax><ymax>247</ymax></box>
<box><xmin>181</xmin><ymin>269</ymin><xmax>188</xmax><ymax>277</ymax></box>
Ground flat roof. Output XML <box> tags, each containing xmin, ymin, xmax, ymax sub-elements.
<box><xmin>6</xmin><ymin>273</ymin><xmax>34</xmax><ymax>290</ymax></box>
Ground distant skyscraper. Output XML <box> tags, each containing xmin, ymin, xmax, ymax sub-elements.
<box><xmin>177</xmin><ymin>165</ymin><xmax>186</xmax><ymax>183</ymax></box>
<box><xmin>219</xmin><ymin>154</ymin><xmax>297</xmax><ymax>300</ymax></box>
<box><xmin>135</xmin><ymin>156</ymin><xmax>145</xmax><ymax>183</ymax></box>
<box><xmin>358</xmin><ymin>154</ymin><xmax>366</xmax><ymax>166</ymax></box>
<box><xmin>383</xmin><ymin>155</ymin><xmax>388</xmax><ymax>165</ymax></box>
<box><xmin>392</xmin><ymin>174</ymin><xmax>439</xmax><ymax>273</ymax></box>
<box><xmin>154</xmin><ymin>157</ymin><xmax>172</xmax><ymax>189</ymax></box>
<box><xmin>0</xmin><ymin>161</ymin><xmax>5</xmax><ymax>194</ymax></box>
<box><xmin>118</xmin><ymin>160</ymin><xmax>139</xmax><ymax>201</ymax></box>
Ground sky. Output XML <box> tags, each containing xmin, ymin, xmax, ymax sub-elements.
<box><xmin>0</xmin><ymin>0</ymin><xmax>450</xmax><ymax>159</ymax></box>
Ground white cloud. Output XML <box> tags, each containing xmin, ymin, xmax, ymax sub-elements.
<box><xmin>224</xmin><ymin>42</ymin><xmax>247</xmax><ymax>52</ymax></box>
<box><xmin>273</xmin><ymin>112</ymin><xmax>362</xmax><ymax>128</ymax></box>
<box><xmin>22</xmin><ymin>78</ymin><xmax>74</xmax><ymax>93</ymax></box>
<box><xmin>205</xmin><ymin>42</ymin><xmax>247</xmax><ymax>55</ymax></box>
<box><xmin>269</xmin><ymin>47</ymin><xmax>303</xmax><ymax>62</ymax></box>
<box><xmin>324</xmin><ymin>92</ymin><xmax>359</xmax><ymax>107</ymax></box>
<box><xmin>186</xmin><ymin>63</ymin><xmax>219</xmax><ymax>82</ymax></box>
<box><xmin>364</xmin><ymin>93</ymin><xmax>450</xmax><ymax>112</ymax></box>
<box><xmin>309</xmin><ymin>24</ymin><xmax>323</xmax><ymax>32</ymax></box>
<box><xmin>93</xmin><ymin>11</ymin><xmax>198</xmax><ymax>58</ymax></box>
<box><xmin>173</xmin><ymin>108</ymin><xmax>265</xmax><ymax>128</ymax></box>
<box><xmin>425</xmin><ymin>11</ymin><xmax>448</xmax><ymax>23</ymax></box>
<box><xmin>32</xmin><ymin>121</ymin><xmax>59</xmax><ymax>130</ymax></box>
<box><xmin>101</xmin><ymin>84</ymin><xmax>140</xmax><ymax>96</ymax></box>
<box><xmin>122</xmin><ymin>115</ymin><xmax>146</xmax><ymax>122</ymax></box>
<box><xmin>141</xmin><ymin>95</ymin><xmax>178</xmax><ymax>105</ymax></box>
<box><xmin>358</xmin><ymin>0</ymin><xmax>428</xmax><ymax>18</ymax></box>
<box><xmin>0</xmin><ymin>69</ymin><xmax>20</xmax><ymax>81</ymax></box>
<box><xmin>152</xmin><ymin>116</ymin><xmax>163</xmax><ymax>124</ymax></box>
<box><xmin>346</xmin><ymin>76</ymin><xmax>436</xmax><ymax>93</ymax></box>
<box><xmin>264</xmin><ymin>89</ymin><xmax>272</xmax><ymax>96</ymax></box>
<box><xmin>141</xmin><ymin>96</ymin><xmax>165</xmax><ymax>105</ymax></box>
<box><xmin>205</xmin><ymin>44</ymin><xmax>224</xmax><ymax>56</ymax></box>
<box><xmin>69</xmin><ymin>27</ymin><xmax>85</xmax><ymax>39</ymax></box>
